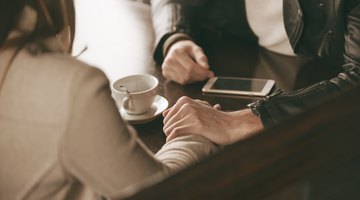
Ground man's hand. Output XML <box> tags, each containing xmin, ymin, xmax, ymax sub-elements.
<box><xmin>162</xmin><ymin>40</ymin><xmax>214</xmax><ymax>85</ymax></box>
<box><xmin>163</xmin><ymin>96</ymin><xmax>264</xmax><ymax>145</ymax></box>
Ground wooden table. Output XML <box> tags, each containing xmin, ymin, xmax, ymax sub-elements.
<box><xmin>73</xmin><ymin>1</ymin><xmax>360</xmax><ymax>199</ymax></box>
<box><xmin>73</xmin><ymin>0</ymin><xmax>341</xmax><ymax>153</ymax></box>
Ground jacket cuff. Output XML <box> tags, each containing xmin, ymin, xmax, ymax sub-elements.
<box><xmin>163</xmin><ymin>33</ymin><xmax>192</xmax><ymax>56</ymax></box>
<box><xmin>249</xmin><ymin>81</ymin><xmax>341</xmax><ymax>128</ymax></box>
<box><xmin>248</xmin><ymin>100</ymin><xmax>275</xmax><ymax>128</ymax></box>
<box><xmin>153</xmin><ymin>32</ymin><xmax>193</xmax><ymax>64</ymax></box>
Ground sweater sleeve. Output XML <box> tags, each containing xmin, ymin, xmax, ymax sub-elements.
<box><xmin>59</xmin><ymin>66</ymin><xmax>217</xmax><ymax>199</ymax></box>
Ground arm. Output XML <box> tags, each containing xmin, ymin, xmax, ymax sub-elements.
<box><xmin>150</xmin><ymin>0</ymin><xmax>205</xmax><ymax>62</ymax></box>
<box><xmin>151</xmin><ymin>0</ymin><xmax>213</xmax><ymax>84</ymax></box>
<box><xmin>59</xmin><ymin>66</ymin><xmax>217</xmax><ymax>199</ymax></box>
<box><xmin>162</xmin><ymin>5</ymin><xmax>360</xmax><ymax>143</ymax></box>
<box><xmin>163</xmin><ymin>96</ymin><xmax>264</xmax><ymax>145</ymax></box>
<box><xmin>250</xmin><ymin>4</ymin><xmax>360</xmax><ymax>127</ymax></box>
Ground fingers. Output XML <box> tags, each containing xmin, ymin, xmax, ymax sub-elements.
<box><xmin>187</xmin><ymin>45</ymin><xmax>214</xmax><ymax>78</ymax></box>
<box><xmin>213</xmin><ymin>104</ymin><xmax>222</xmax><ymax>110</ymax></box>
<box><xmin>163</xmin><ymin>97</ymin><xmax>216</xmax><ymax>124</ymax></box>
<box><xmin>176</xmin><ymin>53</ymin><xmax>212</xmax><ymax>81</ymax></box>
<box><xmin>162</xmin><ymin>40</ymin><xmax>214</xmax><ymax>84</ymax></box>
<box><xmin>163</xmin><ymin>104</ymin><xmax>199</xmax><ymax>136</ymax></box>
<box><xmin>166</xmin><ymin>124</ymin><xmax>194</xmax><ymax>142</ymax></box>
<box><xmin>162</xmin><ymin>97</ymin><xmax>218</xmax><ymax>140</ymax></box>
<box><xmin>190</xmin><ymin>46</ymin><xmax>209</xmax><ymax>69</ymax></box>
<box><xmin>162</xmin><ymin>96</ymin><xmax>228</xmax><ymax>143</ymax></box>
<box><xmin>162</xmin><ymin>108</ymin><xmax>171</xmax><ymax>117</ymax></box>
<box><xmin>163</xmin><ymin>107</ymin><xmax>202</xmax><ymax>142</ymax></box>
<box><xmin>163</xmin><ymin>114</ymin><xmax>191</xmax><ymax>136</ymax></box>
<box><xmin>163</xmin><ymin>96</ymin><xmax>193</xmax><ymax>125</ymax></box>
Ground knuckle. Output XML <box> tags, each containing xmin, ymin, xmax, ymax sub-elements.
<box><xmin>173</xmin><ymin>48</ymin><xmax>185</xmax><ymax>55</ymax></box>
<box><xmin>162</xmin><ymin>69</ymin><xmax>170</xmax><ymax>78</ymax></box>
<box><xmin>163</xmin><ymin>57</ymin><xmax>175</xmax><ymax>66</ymax></box>
<box><xmin>183</xmin><ymin>69</ymin><xmax>192</xmax><ymax>78</ymax></box>
<box><xmin>224</xmin><ymin>134</ymin><xmax>232</xmax><ymax>145</ymax></box>
<box><xmin>193</xmin><ymin>118</ymin><xmax>202</xmax><ymax>127</ymax></box>
<box><xmin>178</xmin><ymin>96</ymin><xmax>191</xmax><ymax>104</ymax></box>
<box><xmin>176</xmin><ymin>78</ymin><xmax>185</xmax><ymax>85</ymax></box>
<box><xmin>162</xmin><ymin>61</ymin><xmax>170</xmax><ymax>69</ymax></box>
<box><xmin>178</xmin><ymin>79</ymin><xmax>186</xmax><ymax>85</ymax></box>
<box><xmin>176</xmin><ymin>72</ymin><xmax>191</xmax><ymax>84</ymax></box>
<box><xmin>183</xmin><ymin>103</ymin><xmax>195</xmax><ymax>112</ymax></box>
<box><xmin>198</xmin><ymin>55</ymin><xmax>206</xmax><ymax>61</ymax></box>
<box><xmin>163</xmin><ymin>127</ymin><xmax>169</xmax><ymax>135</ymax></box>
<box><xmin>188</xmin><ymin>63</ymin><xmax>197</xmax><ymax>70</ymax></box>
<box><xmin>172</xmin><ymin>127</ymin><xmax>182</xmax><ymax>136</ymax></box>
<box><xmin>181</xmin><ymin>76</ymin><xmax>191</xmax><ymax>84</ymax></box>
<box><xmin>193</xmin><ymin>46</ymin><xmax>203</xmax><ymax>53</ymax></box>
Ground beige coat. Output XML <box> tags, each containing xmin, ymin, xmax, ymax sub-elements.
<box><xmin>0</xmin><ymin>37</ymin><xmax>215</xmax><ymax>199</ymax></box>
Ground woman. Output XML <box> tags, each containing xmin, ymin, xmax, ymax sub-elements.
<box><xmin>0</xmin><ymin>0</ymin><xmax>216</xmax><ymax>199</ymax></box>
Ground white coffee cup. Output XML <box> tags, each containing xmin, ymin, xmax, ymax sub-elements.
<box><xmin>112</xmin><ymin>74</ymin><xmax>158</xmax><ymax>115</ymax></box>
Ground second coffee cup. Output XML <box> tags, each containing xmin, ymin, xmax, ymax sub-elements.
<box><xmin>112</xmin><ymin>74</ymin><xmax>158</xmax><ymax>115</ymax></box>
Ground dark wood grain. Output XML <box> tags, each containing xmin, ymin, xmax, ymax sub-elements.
<box><xmin>75</xmin><ymin>1</ymin><xmax>359</xmax><ymax>198</ymax></box>
<box><xmin>125</xmin><ymin>83</ymin><xmax>360</xmax><ymax>200</ymax></box>
<box><xmin>137</xmin><ymin>35</ymin><xmax>343</xmax><ymax>153</ymax></box>
<box><xmin>74</xmin><ymin>0</ymin><xmax>343</xmax><ymax>153</ymax></box>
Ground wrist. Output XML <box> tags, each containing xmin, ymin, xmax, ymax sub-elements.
<box><xmin>226</xmin><ymin>109</ymin><xmax>264</xmax><ymax>144</ymax></box>
<box><xmin>162</xmin><ymin>33</ymin><xmax>192</xmax><ymax>57</ymax></box>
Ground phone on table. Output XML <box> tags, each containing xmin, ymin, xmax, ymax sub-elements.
<box><xmin>202</xmin><ymin>77</ymin><xmax>275</xmax><ymax>97</ymax></box>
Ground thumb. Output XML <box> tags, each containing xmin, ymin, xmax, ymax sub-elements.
<box><xmin>191</xmin><ymin>47</ymin><xmax>209</xmax><ymax>69</ymax></box>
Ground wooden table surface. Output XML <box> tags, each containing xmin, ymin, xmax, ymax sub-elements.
<box><xmin>73</xmin><ymin>1</ymin><xmax>360</xmax><ymax>199</ymax></box>
<box><xmin>73</xmin><ymin>0</ymin><xmax>341</xmax><ymax>153</ymax></box>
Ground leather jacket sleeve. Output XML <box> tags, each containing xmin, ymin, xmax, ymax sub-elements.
<box><xmin>151</xmin><ymin>0</ymin><xmax>360</xmax><ymax>128</ymax></box>
<box><xmin>251</xmin><ymin>4</ymin><xmax>360</xmax><ymax>127</ymax></box>
<box><xmin>150</xmin><ymin>0</ymin><xmax>205</xmax><ymax>63</ymax></box>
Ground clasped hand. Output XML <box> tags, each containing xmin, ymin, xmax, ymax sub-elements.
<box><xmin>163</xmin><ymin>97</ymin><xmax>264</xmax><ymax>145</ymax></box>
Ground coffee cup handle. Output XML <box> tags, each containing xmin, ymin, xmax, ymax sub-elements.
<box><xmin>122</xmin><ymin>97</ymin><xmax>133</xmax><ymax>111</ymax></box>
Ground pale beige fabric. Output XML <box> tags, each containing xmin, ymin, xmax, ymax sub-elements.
<box><xmin>0</xmin><ymin>8</ymin><xmax>216</xmax><ymax>198</ymax></box>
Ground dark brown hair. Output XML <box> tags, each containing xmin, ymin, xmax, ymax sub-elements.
<box><xmin>0</xmin><ymin>0</ymin><xmax>76</xmax><ymax>92</ymax></box>
<box><xmin>0</xmin><ymin>0</ymin><xmax>75</xmax><ymax>52</ymax></box>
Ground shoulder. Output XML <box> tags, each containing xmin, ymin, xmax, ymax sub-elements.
<box><xmin>13</xmin><ymin>50</ymin><xmax>110</xmax><ymax>101</ymax></box>
<box><xmin>22</xmin><ymin>51</ymin><xmax>108</xmax><ymax>83</ymax></box>
<box><xmin>40</xmin><ymin>53</ymin><xmax>104</xmax><ymax>74</ymax></box>
<box><xmin>41</xmin><ymin>53</ymin><xmax>110</xmax><ymax>93</ymax></box>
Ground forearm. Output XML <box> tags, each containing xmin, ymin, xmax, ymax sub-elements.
<box><xmin>250</xmin><ymin>4</ymin><xmax>360</xmax><ymax>127</ymax></box>
<box><xmin>250</xmin><ymin>63</ymin><xmax>360</xmax><ymax>127</ymax></box>
<box><xmin>155</xmin><ymin>135</ymin><xmax>218</xmax><ymax>172</ymax></box>
<box><xmin>226</xmin><ymin>109</ymin><xmax>264</xmax><ymax>143</ymax></box>
<box><xmin>151</xmin><ymin>0</ymin><xmax>184</xmax><ymax>62</ymax></box>
<box><xmin>151</xmin><ymin>0</ymin><xmax>202</xmax><ymax>62</ymax></box>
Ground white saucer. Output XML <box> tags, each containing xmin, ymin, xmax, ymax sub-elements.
<box><xmin>120</xmin><ymin>95</ymin><xmax>169</xmax><ymax>124</ymax></box>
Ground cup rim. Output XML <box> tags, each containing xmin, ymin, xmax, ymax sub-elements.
<box><xmin>112</xmin><ymin>74</ymin><xmax>159</xmax><ymax>95</ymax></box>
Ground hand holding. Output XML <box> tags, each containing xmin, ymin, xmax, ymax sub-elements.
<box><xmin>163</xmin><ymin>96</ymin><xmax>264</xmax><ymax>145</ymax></box>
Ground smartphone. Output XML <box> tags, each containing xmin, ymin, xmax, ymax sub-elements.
<box><xmin>202</xmin><ymin>77</ymin><xmax>275</xmax><ymax>97</ymax></box>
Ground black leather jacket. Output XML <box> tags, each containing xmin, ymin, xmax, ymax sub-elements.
<box><xmin>151</xmin><ymin>0</ymin><xmax>360</xmax><ymax>127</ymax></box>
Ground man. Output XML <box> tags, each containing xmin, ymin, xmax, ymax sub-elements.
<box><xmin>150</xmin><ymin>0</ymin><xmax>360</xmax><ymax>144</ymax></box>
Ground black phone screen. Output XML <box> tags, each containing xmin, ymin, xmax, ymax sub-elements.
<box><xmin>211</xmin><ymin>78</ymin><xmax>267</xmax><ymax>92</ymax></box>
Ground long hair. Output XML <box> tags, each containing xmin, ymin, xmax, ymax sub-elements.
<box><xmin>0</xmin><ymin>0</ymin><xmax>76</xmax><ymax>52</ymax></box>
<box><xmin>0</xmin><ymin>0</ymin><xmax>76</xmax><ymax>93</ymax></box>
